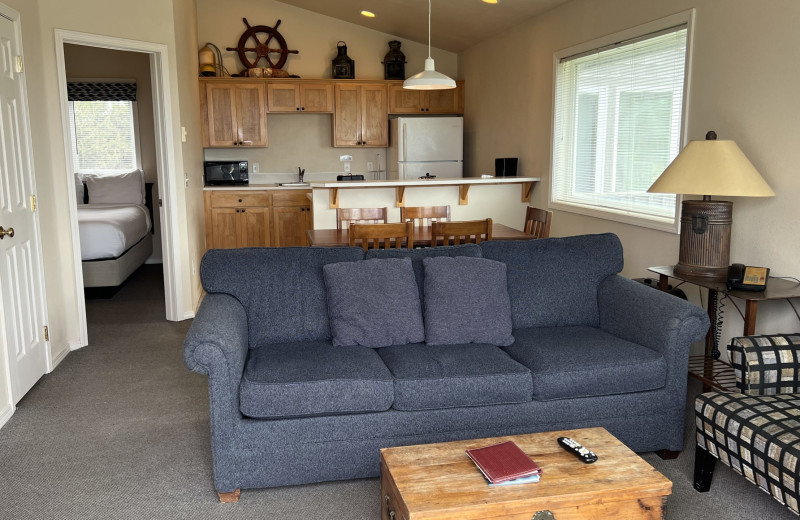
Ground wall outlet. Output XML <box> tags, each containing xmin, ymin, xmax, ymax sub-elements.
<box><xmin>252</xmin><ymin>162</ymin><xmax>260</xmax><ymax>173</ymax></box>
<box><xmin>184</xmin><ymin>172</ymin><xmax>189</xmax><ymax>187</ymax></box>
<box><xmin>344</xmin><ymin>163</ymin><xmax>351</xmax><ymax>173</ymax></box>
<box><xmin>191</xmin><ymin>259</ymin><xmax>197</xmax><ymax>276</ymax></box>
<box><xmin>367</xmin><ymin>162</ymin><xmax>374</xmax><ymax>172</ymax></box>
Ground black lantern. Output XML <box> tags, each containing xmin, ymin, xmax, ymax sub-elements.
<box><xmin>382</xmin><ymin>40</ymin><xmax>406</xmax><ymax>80</ymax></box>
<box><xmin>332</xmin><ymin>41</ymin><xmax>355</xmax><ymax>79</ymax></box>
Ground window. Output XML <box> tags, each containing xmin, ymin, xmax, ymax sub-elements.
<box><xmin>551</xmin><ymin>15</ymin><xmax>692</xmax><ymax>230</ymax></box>
<box><xmin>67</xmin><ymin>81</ymin><xmax>140</xmax><ymax>176</ymax></box>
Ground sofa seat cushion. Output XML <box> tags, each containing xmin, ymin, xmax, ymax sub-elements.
<box><xmin>504</xmin><ymin>326</ymin><xmax>666</xmax><ymax>401</ymax></box>
<box><xmin>240</xmin><ymin>341</ymin><xmax>394</xmax><ymax>418</ymax></box>
<box><xmin>377</xmin><ymin>343</ymin><xmax>532</xmax><ymax>411</ymax></box>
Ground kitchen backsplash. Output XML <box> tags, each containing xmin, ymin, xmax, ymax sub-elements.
<box><xmin>203</xmin><ymin>113</ymin><xmax>386</xmax><ymax>177</ymax></box>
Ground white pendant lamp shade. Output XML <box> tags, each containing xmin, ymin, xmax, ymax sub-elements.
<box><xmin>403</xmin><ymin>58</ymin><xmax>456</xmax><ymax>90</ymax></box>
<box><xmin>403</xmin><ymin>0</ymin><xmax>456</xmax><ymax>90</ymax></box>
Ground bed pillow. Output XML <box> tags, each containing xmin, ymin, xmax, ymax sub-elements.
<box><xmin>323</xmin><ymin>257</ymin><xmax>425</xmax><ymax>347</ymax></box>
<box><xmin>422</xmin><ymin>256</ymin><xmax>514</xmax><ymax>346</ymax></box>
<box><xmin>84</xmin><ymin>169</ymin><xmax>145</xmax><ymax>205</ymax></box>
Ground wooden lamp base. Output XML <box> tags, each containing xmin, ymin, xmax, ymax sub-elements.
<box><xmin>674</xmin><ymin>199</ymin><xmax>732</xmax><ymax>282</ymax></box>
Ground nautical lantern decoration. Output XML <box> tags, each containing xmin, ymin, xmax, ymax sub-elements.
<box><xmin>198</xmin><ymin>44</ymin><xmax>217</xmax><ymax>76</ymax></box>
<box><xmin>382</xmin><ymin>40</ymin><xmax>406</xmax><ymax>80</ymax></box>
<box><xmin>332</xmin><ymin>41</ymin><xmax>355</xmax><ymax>79</ymax></box>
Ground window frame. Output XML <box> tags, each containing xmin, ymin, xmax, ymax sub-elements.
<box><xmin>68</xmin><ymin>98</ymin><xmax>143</xmax><ymax>176</ymax></box>
<box><xmin>549</xmin><ymin>10</ymin><xmax>695</xmax><ymax>233</ymax></box>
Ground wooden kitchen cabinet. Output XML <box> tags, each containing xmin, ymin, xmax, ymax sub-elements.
<box><xmin>204</xmin><ymin>189</ymin><xmax>312</xmax><ymax>249</ymax></box>
<box><xmin>271</xmin><ymin>191</ymin><xmax>312</xmax><ymax>246</ymax></box>
<box><xmin>333</xmin><ymin>83</ymin><xmax>388</xmax><ymax>147</ymax></box>
<box><xmin>267</xmin><ymin>82</ymin><xmax>333</xmax><ymax>113</ymax></box>
<box><xmin>388</xmin><ymin>81</ymin><xmax>464</xmax><ymax>114</ymax></box>
<box><xmin>201</xmin><ymin>81</ymin><xmax>268</xmax><ymax>147</ymax></box>
<box><xmin>204</xmin><ymin>190</ymin><xmax>271</xmax><ymax>249</ymax></box>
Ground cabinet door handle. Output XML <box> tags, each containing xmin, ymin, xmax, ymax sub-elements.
<box><xmin>301</xmin><ymin>107</ymin><xmax>305</xmax><ymax>111</ymax></box>
<box><xmin>296</xmin><ymin>107</ymin><xmax>300</xmax><ymax>111</ymax></box>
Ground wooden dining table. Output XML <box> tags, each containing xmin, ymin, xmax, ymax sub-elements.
<box><xmin>306</xmin><ymin>222</ymin><xmax>535</xmax><ymax>247</ymax></box>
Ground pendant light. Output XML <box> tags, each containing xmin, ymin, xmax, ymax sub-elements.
<box><xmin>403</xmin><ymin>0</ymin><xmax>456</xmax><ymax>90</ymax></box>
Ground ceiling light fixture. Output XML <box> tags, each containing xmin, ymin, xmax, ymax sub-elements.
<box><xmin>403</xmin><ymin>0</ymin><xmax>456</xmax><ymax>90</ymax></box>
<box><xmin>361</xmin><ymin>10</ymin><xmax>375</xmax><ymax>18</ymax></box>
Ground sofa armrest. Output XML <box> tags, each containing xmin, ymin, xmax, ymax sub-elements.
<box><xmin>183</xmin><ymin>293</ymin><xmax>249</xmax><ymax>447</ymax></box>
<box><xmin>598</xmin><ymin>275</ymin><xmax>709</xmax><ymax>358</ymax></box>
<box><xmin>728</xmin><ymin>334</ymin><xmax>800</xmax><ymax>395</ymax></box>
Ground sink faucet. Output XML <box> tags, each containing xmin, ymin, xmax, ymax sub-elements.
<box><xmin>298</xmin><ymin>167</ymin><xmax>305</xmax><ymax>183</ymax></box>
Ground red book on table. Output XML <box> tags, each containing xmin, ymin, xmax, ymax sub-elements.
<box><xmin>466</xmin><ymin>440</ymin><xmax>542</xmax><ymax>484</ymax></box>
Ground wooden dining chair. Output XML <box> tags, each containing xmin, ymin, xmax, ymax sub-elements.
<box><xmin>524</xmin><ymin>206</ymin><xmax>552</xmax><ymax>239</ymax></box>
<box><xmin>400</xmin><ymin>206</ymin><xmax>451</xmax><ymax>229</ymax></box>
<box><xmin>336</xmin><ymin>207</ymin><xmax>389</xmax><ymax>230</ymax></box>
<box><xmin>431</xmin><ymin>218</ymin><xmax>492</xmax><ymax>246</ymax></box>
<box><xmin>349</xmin><ymin>222</ymin><xmax>414</xmax><ymax>251</ymax></box>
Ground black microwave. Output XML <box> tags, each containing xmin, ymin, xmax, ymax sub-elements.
<box><xmin>204</xmin><ymin>161</ymin><xmax>249</xmax><ymax>185</ymax></box>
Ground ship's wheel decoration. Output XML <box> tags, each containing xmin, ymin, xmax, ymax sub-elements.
<box><xmin>226</xmin><ymin>18</ymin><xmax>298</xmax><ymax>70</ymax></box>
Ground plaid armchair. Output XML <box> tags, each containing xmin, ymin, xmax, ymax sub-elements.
<box><xmin>694</xmin><ymin>334</ymin><xmax>800</xmax><ymax>516</ymax></box>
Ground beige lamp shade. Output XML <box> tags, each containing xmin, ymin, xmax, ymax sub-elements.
<box><xmin>648</xmin><ymin>139</ymin><xmax>775</xmax><ymax>197</ymax></box>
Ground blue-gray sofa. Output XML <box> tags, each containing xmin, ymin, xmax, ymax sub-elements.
<box><xmin>183</xmin><ymin>233</ymin><xmax>709</xmax><ymax>501</ymax></box>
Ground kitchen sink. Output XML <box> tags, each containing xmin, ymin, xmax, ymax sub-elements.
<box><xmin>276</xmin><ymin>182</ymin><xmax>310</xmax><ymax>187</ymax></box>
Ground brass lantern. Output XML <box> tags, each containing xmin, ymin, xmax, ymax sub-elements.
<box><xmin>332</xmin><ymin>41</ymin><xmax>355</xmax><ymax>79</ymax></box>
<box><xmin>383</xmin><ymin>40</ymin><xmax>406</xmax><ymax>80</ymax></box>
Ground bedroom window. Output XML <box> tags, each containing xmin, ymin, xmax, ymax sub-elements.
<box><xmin>67</xmin><ymin>81</ymin><xmax>141</xmax><ymax>176</ymax></box>
<box><xmin>550</xmin><ymin>12</ymin><xmax>693</xmax><ymax>231</ymax></box>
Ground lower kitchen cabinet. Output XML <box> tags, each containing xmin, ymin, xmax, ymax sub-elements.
<box><xmin>271</xmin><ymin>191</ymin><xmax>313</xmax><ymax>247</ymax></box>
<box><xmin>204</xmin><ymin>189</ymin><xmax>311</xmax><ymax>249</ymax></box>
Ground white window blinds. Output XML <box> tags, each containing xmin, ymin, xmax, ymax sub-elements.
<box><xmin>551</xmin><ymin>25</ymin><xmax>688</xmax><ymax>226</ymax></box>
<box><xmin>69</xmin><ymin>100</ymin><xmax>139</xmax><ymax>175</ymax></box>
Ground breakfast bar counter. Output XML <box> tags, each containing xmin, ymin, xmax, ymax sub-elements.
<box><xmin>308</xmin><ymin>176</ymin><xmax>540</xmax><ymax>230</ymax></box>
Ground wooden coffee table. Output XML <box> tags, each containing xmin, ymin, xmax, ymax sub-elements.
<box><xmin>380</xmin><ymin>427</ymin><xmax>671</xmax><ymax>519</ymax></box>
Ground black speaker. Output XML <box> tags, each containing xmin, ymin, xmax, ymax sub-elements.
<box><xmin>495</xmin><ymin>158</ymin><xmax>518</xmax><ymax>177</ymax></box>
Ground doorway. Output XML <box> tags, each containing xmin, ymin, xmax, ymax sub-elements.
<box><xmin>54</xmin><ymin>30</ymin><xmax>184</xmax><ymax>348</ymax></box>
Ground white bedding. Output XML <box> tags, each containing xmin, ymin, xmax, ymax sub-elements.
<box><xmin>78</xmin><ymin>203</ymin><xmax>152</xmax><ymax>261</ymax></box>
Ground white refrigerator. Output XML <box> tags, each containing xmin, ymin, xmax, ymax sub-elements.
<box><xmin>388</xmin><ymin>117</ymin><xmax>463</xmax><ymax>179</ymax></box>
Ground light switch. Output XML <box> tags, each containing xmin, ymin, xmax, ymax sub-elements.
<box><xmin>181</xmin><ymin>126</ymin><xmax>187</xmax><ymax>142</ymax></box>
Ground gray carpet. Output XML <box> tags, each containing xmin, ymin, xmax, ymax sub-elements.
<box><xmin>0</xmin><ymin>264</ymin><xmax>796</xmax><ymax>519</ymax></box>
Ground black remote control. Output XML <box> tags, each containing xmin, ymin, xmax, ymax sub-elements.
<box><xmin>557</xmin><ymin>437</ymin><xmax>598</xmax><ymax>463</ymax></box>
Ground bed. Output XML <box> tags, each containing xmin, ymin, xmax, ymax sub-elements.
<box><xmin>76</xmin><ymin>170</ymin><xmax>154</xmax><ymax>290</ymax></box>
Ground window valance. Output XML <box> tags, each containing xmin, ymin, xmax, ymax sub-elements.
<box><xmin>67</xmin><ymin>82</ymin><xmax>137</xmax><ymax>102</ymax></box>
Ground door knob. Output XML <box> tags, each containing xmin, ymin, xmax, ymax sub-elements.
<box><xmin>0</xmin><ymin>226</ymin><xmax>14</xmax><ymax>239</ymax></box>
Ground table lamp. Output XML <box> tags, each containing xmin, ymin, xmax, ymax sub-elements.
<box><xmin>647</xmin><ymin>131</ymin><xmax>775</xmax><ymax>281</ymax></box>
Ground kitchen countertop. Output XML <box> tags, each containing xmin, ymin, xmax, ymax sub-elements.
<box><xmin>308</xmin><ymin>177</ymin><xmax>539</xmax><ymax>188</ymax></box>
<box><xmin>203</xmin><ymin>177</ymin><xmax>540</xmax><ymax>191</ymax></box>
<box><xmin>203</xmin><ymin>184</ymin><xmax>312</xmax><ymax>190</ymax></box>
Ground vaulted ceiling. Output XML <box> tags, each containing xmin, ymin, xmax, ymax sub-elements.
<box><xmin>275</xmin><ymin>0</ymin><xmax>571</xmax><ymax>53</ymax></box>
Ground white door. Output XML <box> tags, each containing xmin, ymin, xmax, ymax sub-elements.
<box><xmin>399</xmin><ymin>117</ymin><xmax>463</xmax><ymax>162</ymax></box>
<box><xmin>0</xmin><ymin>10</ymin><xmax>50</xmax><ymax>404</ymax></box>
<box><xmin>402</xmin><ymin>161</ymin><xmax>463</xmax><ymax>179</ymax></box>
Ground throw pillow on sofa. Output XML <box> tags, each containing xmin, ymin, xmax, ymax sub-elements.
<box><xmin>324</xmin><ymin>257</ymin><xmax>425</xmax><ymax>347</ymax></box>
<box><xmin>422</xmin><ymin>256</ymin><xmax>514</xmax><ymax>346</ymax></box>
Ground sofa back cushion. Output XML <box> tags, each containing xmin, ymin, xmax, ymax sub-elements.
<box><xmin>200</xmin><ymin>247</ymin><xmax>365</xmax><ymax>345</ymax></box>
<box><xmin>479</xmin><ymin>233</ymin><xmax>623</xmax><ymax>328</ymax></box>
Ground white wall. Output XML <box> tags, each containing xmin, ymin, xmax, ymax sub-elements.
<box><xmin>459</xmin><ymin>0</ymin><xmax>800</xmax><ymax>351</ymax></box>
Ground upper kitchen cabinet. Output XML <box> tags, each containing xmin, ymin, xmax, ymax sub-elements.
<box><xmin>267</xmin><ymin>82</ymin><xmax>333</xmax><ymax>113</ymax></box>
<box><xmin>388</xmin><ymin>81</ymin><xmax>464</xmax><ymax>114</ymax></box>
<box><xmin>333</xmin><ymin>83</ymin><xmax>388</xmax><ymax>147</ymax></box>
<box><xmin>201</xmin><ymin>80</ymin><xmax>268</xmax><ymax>147</ymax></box>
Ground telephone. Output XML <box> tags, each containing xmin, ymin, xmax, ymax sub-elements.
<box><xmin>727</xmin><ymin>263</ymin><xmax>769</xmax><ymax>291</ymax></box>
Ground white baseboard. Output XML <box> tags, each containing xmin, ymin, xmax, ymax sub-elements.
<box><xmin>48</xmin><ymin>343</ymin><xmax>77</xmax><ymax>374</ymax></box>
<box><xmin>0</xmin><ymin>401</ymin><xmax>14</xmax><ymax>430</ymax></box>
